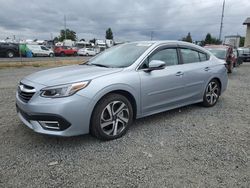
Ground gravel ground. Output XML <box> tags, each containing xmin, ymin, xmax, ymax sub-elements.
<box><xmin>0</xmin><ymin>64</ymin><xmax>249</xmax><ymax>188</ymax></box>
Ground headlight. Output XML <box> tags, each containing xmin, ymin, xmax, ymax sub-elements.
<box><xmin>40</xmin><ymin>81</ymin><xmax>89</xmax><ymax>98</ymax></box>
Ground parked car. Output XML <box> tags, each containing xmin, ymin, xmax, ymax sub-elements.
<box><xmin>54</xmin><ymin>46</ymin><xmax>78</xmax><ymax>56</ymax></box>
<box><xmin>78</xmin><ymin>48</ymin><xmax>96</xmax><ymax>56</ymax></box>
<box><xmin>27</xmin><ymin>45</ymin><xmax>54</xmax><ymax>57</ymax></box>
<box><xmin>0</xmin><ymin>42</ymin><xmax>19</xmax><ymax>58</ymax></box>
<box><xmin>204</xmin><ymin>45</ymin><xmax>236</xmax><ymax>73</ymax></box>
<box><xmin>16</xmin><ymin>41</ymin><xmax>228</xmax><ymax>140</ymax></box>
<box><xmin>237</xmin><ymin>47</ymin><xmax>250</xmax><ymax>62</ymax></box>
<box><xmin>232</xmin><ymin>48</ymin><xmax>242</xmax><ymax>67</ymax></box>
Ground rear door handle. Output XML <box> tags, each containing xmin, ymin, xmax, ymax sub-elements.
<box><xmin>175</xmin><ymin>71</ymin><xmax>184</xmax><ymax>76</ymax></box>
<box><xmin>204</xmin><ymin>67</ymin><xmax>210</xmax><ymax>71</ymax></box>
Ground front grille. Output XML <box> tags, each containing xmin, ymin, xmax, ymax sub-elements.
<box><xmin>18</xmin><ymin>83</ymin><xmax>36</xmax><ymax>102</ymax></box>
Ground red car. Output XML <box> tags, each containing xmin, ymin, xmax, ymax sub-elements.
<box><xmin>54</xmin><ymin>46</ymin><xmax>78</xmax><ymax>56</ymax></box>
<box><xmin>204</xmin><ymin>45</ymin><xmax>236</xmax><ymax>73</ymax></box>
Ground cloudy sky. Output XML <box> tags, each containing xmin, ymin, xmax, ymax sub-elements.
<box><xmin>0</xmin><ymin>0</ymin><xmax>249</xmax><ymax>41</ymax></box>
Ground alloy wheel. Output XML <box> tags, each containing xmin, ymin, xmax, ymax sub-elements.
<box><xmin>205</xmin><ymin>81</ymin><xmax>219</xmax><ymax>105</ymax></box>
<box><xmin>7</xmin><ymin>51</ymin><xmax>14</xmax><ymax>58</ymax></box>
<box><xmin>100</xmin><ymin>101</ymin><xmax>129</xmax><ymax>136</ymax></box>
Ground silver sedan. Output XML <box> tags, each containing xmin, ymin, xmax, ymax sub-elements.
<box><xmin>16</xmin><ymin>41</ymin><xmax>228</xmax><ymax>140</ymax></box>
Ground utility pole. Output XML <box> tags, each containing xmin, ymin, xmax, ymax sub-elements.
<box><xmin>150</xmin><ymin>31</ymin><xmax>154</xmax><ymax>40</ymax></box>
<box><xmin>64</xmin><ymin>15</ymin><xmax>67</xmax><ymax>40</ymax></box>
<box><xmin>219</xmin><ymin>0</ymin><xmax>225</xmax><ymax>41</ymax></box>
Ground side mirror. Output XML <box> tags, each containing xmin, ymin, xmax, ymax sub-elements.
<box><xmin>146</xmin><ymin>60</ymin><xmax>166</xmax><ymax>72</ymax></box>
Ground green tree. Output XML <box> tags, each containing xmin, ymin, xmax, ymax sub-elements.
<box><xmin>58</xmin><ymin>29</ymin><xmax>77</xmax><ymax>41</ymax></box>
<box><xmin>53</xmin><ymin>37</ymin><xmax>59</xmax><ymax>43</ymax></box>
<box><xmin>182</xmin><ymin>32</ymin><xmax>192</xmax><ymax>43</ymax></box>
<box><xmin>89</xmin><ymin>38</ymin><xmax>96</xmax><ymax>44</ymax></box>
<box><xmin>205</xmin><ymin>33</ymin><xmax>212</xmax><ymax>44</ymax></box>
<box><xmin>105</xmin><ymin>28</ymin><xmax>113</xmax><ymax>40</ymax></box>
<box><xmin>240</xmin><ymin>37</ymin><xmax>245</xmax><ymax>47</ymax></box>
<box><xmin>202</xmin><ymin>33</ymin><xmax>221</xmax><ymax>45</ymax></box>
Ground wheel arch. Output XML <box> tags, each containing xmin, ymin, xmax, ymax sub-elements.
<box><xmin>204</xmin><ymin>76</ymin><xmax>222</xmax><ymax>96</ymax></box>
<box><xmin>211</xmin><ymin>77</ymin><xmax>222</xmax><ymax>95</ymax></box>
<box><xmin>91</xmin><ymin>89</ymin><xmax>137</xmax><ymax>121</ymax></box>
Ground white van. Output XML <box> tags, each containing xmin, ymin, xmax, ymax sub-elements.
<box><xmin>27</xmin><ymin>45</ymin><xmax>54</xmax><ymax>57</ymax></box>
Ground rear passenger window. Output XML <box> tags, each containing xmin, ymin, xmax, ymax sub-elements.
<box><xmin>180</xmin><ymin>48</ymin><xmax>200</xmax><ymax>64</ymax></box>
<box><xmin>199</xmin><ymin>52</ymin><xmax>207</xmax><ymax>61</ymax></box>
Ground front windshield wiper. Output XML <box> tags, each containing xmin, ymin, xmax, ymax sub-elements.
<box><xmin>90</xmin><ymin>63</ymin><xmax>110</xmax><ymax>68</ymax></box>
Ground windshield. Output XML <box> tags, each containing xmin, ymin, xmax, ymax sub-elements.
<box><xmin>207</xmin><ymin>49</ymin><xmax>227</xmax><ymax>59</ymax></box>
<box><xmin>88</xmin><ymin>42</ymin><xmax>152</xmax><ymax>68</ymax></box>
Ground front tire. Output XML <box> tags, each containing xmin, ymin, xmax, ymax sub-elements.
<box><xmin>90</xmin><ymin>94</ymin><xmax>133</xmax><ymax>140</ymax></box>
<box><xmin>202</xmin><ymin>79</ymin><xmax>221</xmax><ymax>107</ymax></box>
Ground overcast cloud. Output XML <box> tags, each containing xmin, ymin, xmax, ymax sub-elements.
<box><xmin>0</xmin><ymin>0</ymin><xmax>249</xmax><ymax>41</ymax></box>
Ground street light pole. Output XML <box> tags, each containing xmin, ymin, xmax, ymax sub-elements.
<box><xmin>64</xmin><ymin>15</ymin><xmax>67</xmax><ymax>40</ymax></box>
<box><xmin>150</xmin><ymin>31</ymin><xmax>154</xmax><ymax>40</ymax></box>
<box><xmin>219</xmin><ymin>0</ymin><xmax>225</xmax><ymax>42</ymax></box>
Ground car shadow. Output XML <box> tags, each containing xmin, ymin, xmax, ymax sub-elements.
<box><xmin>22</xmin><ymin>103</ymin><xmax>204</xmax><ymax>147</ymax></box>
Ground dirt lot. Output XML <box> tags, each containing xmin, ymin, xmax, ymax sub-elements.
<box><xmin>0</xmin><ymin>64</ymin><xmax>249</xmax><ymax>187</ymax></box>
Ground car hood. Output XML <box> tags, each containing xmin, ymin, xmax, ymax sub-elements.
<box><xmin>24</xmin><ymin>65</ymin><xmax>123</xmax><ymax>86</ymax></box>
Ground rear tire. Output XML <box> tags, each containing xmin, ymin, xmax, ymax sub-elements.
<box><xmin>49</xmin><ymin>53</ymin><xmax>54</xmax><ymax>57</ymax></box>
<box><xmin>201</xmin><ymin>79</ymin><xmax>221</xmax><ymax>107</ymax></box>
<box><xmin>60</xmin><ymin>52</ymin><xmax>65</xmax><ymax>57</ymax></box>
<box><xmin>90</xmin><ymin>94</ymin><xmax>133</xmax><ymax>140</ymax></box>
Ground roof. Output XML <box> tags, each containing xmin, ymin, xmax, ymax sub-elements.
<box><xmin>243</xmin><ymin>17</ymin><xmax>250</xmax><ymax>25</ymax></box>
<box><xmin>224</xmin><ymin>35</ymin><xmax>241</xmax><ymax>38</ymax></box>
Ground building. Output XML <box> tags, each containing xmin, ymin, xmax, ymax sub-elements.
<box><xmin>224</xmin><ymin>35</ymin><xmax>241</xmax><ymax>48</ymax></box>
<box><xmin>243</xmin><ymin>17</ymin><xmax>250</xmax><ymax>47</ymax></box>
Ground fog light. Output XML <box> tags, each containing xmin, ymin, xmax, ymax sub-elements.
<box><xmin>39</xmin><ymin>121</ymin><xmax>60</xmax><ymax>130</ymax></box>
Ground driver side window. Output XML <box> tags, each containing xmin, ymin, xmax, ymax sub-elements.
<box><xmin>141</xmin><ymin>48</ymin><xmax>178</xmax><ymax>68</ymax></box>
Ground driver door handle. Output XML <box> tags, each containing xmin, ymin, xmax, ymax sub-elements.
<box><xmin>176</xmin><ymin>71</ymin><xmax>184</xmax><ymax>76</ymax></box>
<box><xmin>204</xmin><ymin>67</ymin><xmax>210</xmax><ymax>71</ymax></box>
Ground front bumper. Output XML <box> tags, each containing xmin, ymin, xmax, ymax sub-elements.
<box><xmin>16</xmin><ymin>80</ymin><xmax>93</xmax><ymax>137</ymax></box>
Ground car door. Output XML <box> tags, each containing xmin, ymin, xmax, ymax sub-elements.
<box><xmin>178</xmin><ymin>46</ymin><xmax>212</xmax><ymax>102</ymax></box>
<box><xmin>63</xmin><ymin>46</ymin><xmax>69</xmax><ymax>55</ymax></box>
<box><xmin>138</xmin><ymin>46</ymin><xmax>185</xmax><ymax>115</ymax></box>
<box><xmin>41</xmin><ymin>46</ymin><xmax>49</xmax><ymax>56</ymax></box>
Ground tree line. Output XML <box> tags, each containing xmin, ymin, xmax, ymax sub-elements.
<box><xmin>53</xmin><ymin>28</ymin><xmax>113</xmax><ymax>43</ymax></box>
<box><xmin>52</xmin><ymin>27</ymin><xmax>245</xmax><ymax>47</ymax></box>
<box><xmin>182</xmin><ymin>32</ymin><xmax>245</xmax><ymax>47</ymax></box>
